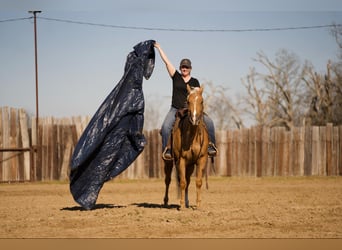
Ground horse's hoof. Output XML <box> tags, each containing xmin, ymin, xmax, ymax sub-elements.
<box><xmin>177</xmin><ymin>205</ymin><xmax>185</xmax><ymax>211</ymax></box>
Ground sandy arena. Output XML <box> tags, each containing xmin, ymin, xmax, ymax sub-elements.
<box><xmin>0</xmin><ymin>176</ymin><xmax>342</xmax><ymax>238</ymax></box>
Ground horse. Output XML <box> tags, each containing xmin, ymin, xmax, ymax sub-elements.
<box><xmin>163</xmin><ymin>85</ymin><xmax>209</xmax><ymax>210</ymax></box>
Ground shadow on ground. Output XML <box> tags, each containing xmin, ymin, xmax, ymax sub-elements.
<box><xmin>61</xmin><ymin>203</ymin><xmax>126</xmax><ymax>211</ymax></box>
<box><xmin>131</xmin><ymin>202</ymin><xmax>180</xmax><ymax>210</ymax></box>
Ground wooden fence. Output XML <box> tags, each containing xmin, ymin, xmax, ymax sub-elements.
<box><xmin>0</xmin><ymin>106</ymin><xmax>341</xmax><ymax>182</ymax></box>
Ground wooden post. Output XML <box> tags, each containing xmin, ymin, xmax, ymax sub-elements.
<box><xmin>226</xmin><ymin>130</ymin><xmax>233</xmax><ymax>177</ymax></box>
<box><xmin>298</xmin><ymin>126</ymin><xmax>305</xmax><ymax>176</ymax></box>
<box><xmin>144</xmin><ymin>130</ymin><xmax>151</xmax><ymax>178</ymax></box>
<box><xmin>60</xmin><ymin>139</ymin><xmax>72</xmax><ymax>181</ymax></box>
<box><xmin>2</xmin><ymin>107</ymin><xmax>10</xmax><ymax>181</ymax></box>
<box><xmin>276</xmin><ymin>127</ymin><xmax>284</xmax><ymax>176</ymax></box>
<box><xmin>311</xmin><ymin>126</ymin><xmax>319</xmax><ymax>175</ymax></box>
<box><xmin>31</xmin><ymin>117</ymin><xmax>37</xmax><ymax>181</ymax></box>
<box><xmin>304</xmin><ymin>126</ymin><xmax>312</xmax><ymax>176</ymax></box>
<box><xmin>248</xmin><ymin>127</ymin><xmax>255</xmax><ymax>177</ymax></box>
<box><xmin>9</xmin><ymin>108</ymin><xmax>18</xmax><ymax>181</ymax></box>
<box><xmin>269</xmin><ymin>127</ymin><xmax>276</xmax><ymax>176</ymax></box>
<box><xmin>0</xmin><ymin>108</ymin><xmax>3</xmax><ymax>181</ymax></box>
<box><xmin>36</xmin><ymin>119</ymin><xmax>43</xmax><ymax>181</ymax></box>
<box><xmin>19</xmin><ymin>109</ymin><xmax>30</xmax><ymax>181</ymax></box>
<box><xmin>152</xmin><ymin>129</ymin><xmax>160</xmax><ymax>178</ymax></box>
<box><xmin>285</xmin><ymin>131</ymin><xmax>292</xmax><ymax>176</ymax></box>
<box><xmin>216</xmin><ymin>130</ymin><xmax>227</xmax><ymax>176</ymax></box>
<box><xmin>261</xmin><ymin>126</ymin><xmax>270</xmax><ymax>176</ymax></box>
<box><xmin>241</xmin><ymin>128</ymin><xmax>248</xmax><ymax>176</ymax></box>
<box><xmin>319</xmin><ymin>127</ymin><xmax>327</xmax><ymax>176</ymax></box>
<box><xmin>255</xmin><ymin>126</ymin><xmax>262</xmax><ymax>177</ymax></box>
<box><xmin>232</xmin><ymin>130</ymin><xmax>239</xmax><ymax>176</ymax></box>
<box><xmin>157</xmin><ymin>129</ymin><xmax>163</xmax><ymax>178</ymax></box>
<box><xmin>339</xmin><ymin>126</ymin><xmax>342</xmax><ymax>176</ymax></box>
<box><xmin>332</xmin><ymin>126</ymin><xmax>339</xmax><ymax>176</ymax></box>
<box><xmin>326</xmin><ymin>123</ymin><xmax>333</xmax><ymax>175</ymax></box>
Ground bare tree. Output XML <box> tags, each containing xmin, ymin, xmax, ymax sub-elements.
<box><xmin>303</xmin><ymin>25</ymin><xmax>342</xmax><ymax>126</ymax></box>
<box><xmin>203</xmin><ymin>81</ymin><xmax>244</xmax><ymax>130</ymax></box>
<box><xmin>331</xmin><ymin>23</ymin><xmax>342</xmax><ymax>59</ymax></box>
<box><xmin>303</xmin><ymin>60</ymin><xmax>342</xmax><ymax>126</ymax></box>
<box><xmin>242</xmin><ymin>49</ymin><xmax>308</xmax><ymax>130</ymax></box>
<box><xmin>241</xmin><ymin>67</ymin><xmax>270</xmax><ymax>126</ymax></box>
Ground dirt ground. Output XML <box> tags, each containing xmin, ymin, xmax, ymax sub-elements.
<box><xmin>0</xmin><ymin>176</ymin><xmax>342</xmax><ymax>238</ymax></box>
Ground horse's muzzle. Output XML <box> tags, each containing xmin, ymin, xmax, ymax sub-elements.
<box><xmin>189</xmin><ymin>115</ymin><xmax>200</xmax><ymax>126</ymax></box>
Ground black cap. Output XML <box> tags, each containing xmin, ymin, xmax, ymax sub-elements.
<box><xmin>180</xmin><ymin>58</ymin><xmax>192</xmax><ymax>68</ymax></box>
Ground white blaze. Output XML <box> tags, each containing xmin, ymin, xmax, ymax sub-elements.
<box><xmin>193</xmin><ymin>95</ymin><xmax>198</xmax><ymax>123</ymax></box>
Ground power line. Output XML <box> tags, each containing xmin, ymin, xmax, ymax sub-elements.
<box><xmin>0</xmin><ymin>17</ymin><xmax>32</xmax><ymax>23</ymax></box>
<box><xmin>1</xmin><ymin>15</ymin><xmax>341</xmax><ymax>32</ymax></box>
<box><xmin>38</xmin><ymin>16</ymin><xmax>342</xmax><ymax>32</ymax></box>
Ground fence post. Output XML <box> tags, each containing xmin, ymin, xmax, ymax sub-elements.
<box><xmin>276</xmin><ymin>127</ymin><xmax>282</xmax><ymax>176</ymax></box>
<box><xmin>248</xmin><ymin>127</ymin><xmax>255</xmax><ymax>177</ymax></box>
<box><xmin>261</xmin><ymin>126</ymin><xmax>270</xmax><ymax>176</ymax></box>
<box><xmin>216</xmin><ymin>130</ymin><xmax>228</xmax><ymax>176</ymax></box>
<box><xmin>326</xmin><ymin>123</ymin><xmax>333</xmax><ymax>176</ymax></box>
<box><xmin>256</xmin><ymin>126</ymin><xmax>262</xmax><ymax>177</ymax></box>
<box><xmin>226</xmin><ymin>130</ymin><xmax>233</xmax><ymax>177</ymax></box>
<box><xmin>2</xmin><ymin>107</ymin><xmax>10</xmax><ymax>181</ymax></box>
<box><xmin>304</xmin><ymin>125</ymin><xmax>312</xmax><ymax>176</ymax></box>
<box><xmin>339</xmin><ymin>126</ymin><xmax>342</xmax><ymax>175</ymax></box>
<box><xmin>312</xmin><ymin>126</ymin><xmax>319</xmax><ymax>176</ymax></box>
<box><xmin>0</xmin><ymin>108</ymin><xmax>3</xmax><ymax>181</ymax></box>
<box><xmin>332</xmin><ymin>126</ymin><xmax>339</xmax><ymax>176</ymax></box>
<box><xmin>19</xmin><ymin>109</ymin><xmax>30</xmax><ymax>181</ymax></box>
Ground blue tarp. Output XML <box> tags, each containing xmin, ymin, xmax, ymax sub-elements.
<box><xmin>69</xmin><ymin>40</ymin><xmax>155</xmax><ymax>210</ymax></box>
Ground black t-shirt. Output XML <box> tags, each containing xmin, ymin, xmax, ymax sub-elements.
<box><xmin>171</xmin><ymin>71</ymin><xmax>200</xmax><ymax>109</ymax></box>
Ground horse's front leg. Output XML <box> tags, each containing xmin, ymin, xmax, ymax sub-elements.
<box><xmin>163</xmin><ymin>160</ymin><xmax>173</xmax><ymax>207</ymax></box>
<box><xmin>177</xmin><ymin>158</ymin><xmax>186</xmax><ymax>210</ymax></box>
<box><xmin>185</xmin><ymin>164</ymin><xmax>195</xmax><ymax>208</ymax></box>
<box><xmin>196</xmin><ymin>156</ymin><xmax>208</xmax><ymax>209</ymax></box>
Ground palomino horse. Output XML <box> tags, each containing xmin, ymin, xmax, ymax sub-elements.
<box><xmin>163</xmin><ymin>85</ymin><xmax>209</xmax><ymax>210</ymax></box>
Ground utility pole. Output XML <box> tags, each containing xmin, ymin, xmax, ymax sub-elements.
<box><xmin>28</xmin><ymin>10</ymin><xmax>41</xmax><ymax>181</ymax></box>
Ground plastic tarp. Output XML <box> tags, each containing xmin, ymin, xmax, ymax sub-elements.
<box><xmin>69</xmin><ymin>40</ymin><xmax>155</xmax><ymax>210</ymax></box>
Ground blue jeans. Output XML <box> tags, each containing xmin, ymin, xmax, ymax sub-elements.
<box><xmin>161</xmin><ymin>106</ymin><xmax>216</xmax><ymax>149</ymax></box>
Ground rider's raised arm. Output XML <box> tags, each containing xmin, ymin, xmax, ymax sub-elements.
<box><xmin>154</xmin><ymin>42</ymin><xmax>176</xmax><ymax>78</ymax></box>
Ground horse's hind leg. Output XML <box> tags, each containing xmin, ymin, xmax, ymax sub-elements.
<box><xmin>163</xmin><ymin>160</ymin><xmax>173</xmax><ymax>207</ymax></box>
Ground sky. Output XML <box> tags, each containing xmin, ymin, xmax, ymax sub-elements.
<box><xmin>1</xmin><ymin>0</ymin><xmax>342</xmax><ymax>129</ymax></box>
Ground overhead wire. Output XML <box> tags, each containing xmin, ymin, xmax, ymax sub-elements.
<box><xmin>0</xmin><ymin>17</ymin><xmax>32</xmax><ymax>23</ymax></box>
<box><xmin>37</xmin><ymin>17</ymin><xmax>342</xmax><ymax>32</ymax></box>
<box><xmin>1</xmin><ymin>15</ymin><xmax>341</xmax><ymax>32</ymax></box>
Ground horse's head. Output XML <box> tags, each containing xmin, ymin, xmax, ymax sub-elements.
<box><xmin>186</xmin><ymin>85</ymin><xmax>204</xmax><ymax>126</ymax></box>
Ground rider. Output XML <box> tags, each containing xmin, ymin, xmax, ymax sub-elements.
<box><xmin>154</xmin><ymin>42</ymin><xmax>217</xmax><ymax>160</ymax></box>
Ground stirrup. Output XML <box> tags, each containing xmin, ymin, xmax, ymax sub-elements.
<box><xmin>208</xmin><ymin>142</ymin><xmax>218</xmax><ymax>157</ymax></box>
<box><xmin>162</xmin><ymin>147</ymin><xmax>173</xmax><ymax>161</ymax></box>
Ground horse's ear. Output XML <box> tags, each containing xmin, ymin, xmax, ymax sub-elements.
<box><xmin>199</xmin><ymin>85</ymin><xmax>204</xmax><ymax>94</ymax></box>
<box><xmin>186</xmin><ymin>84</ymin><xmax>191</xmax><ymax>94</ymax></box>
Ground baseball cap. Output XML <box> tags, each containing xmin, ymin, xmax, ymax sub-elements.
<box><xmin>180</xmin><ymin>58</ymin><xmax>192</xmax><ymax>68</ymax></box>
